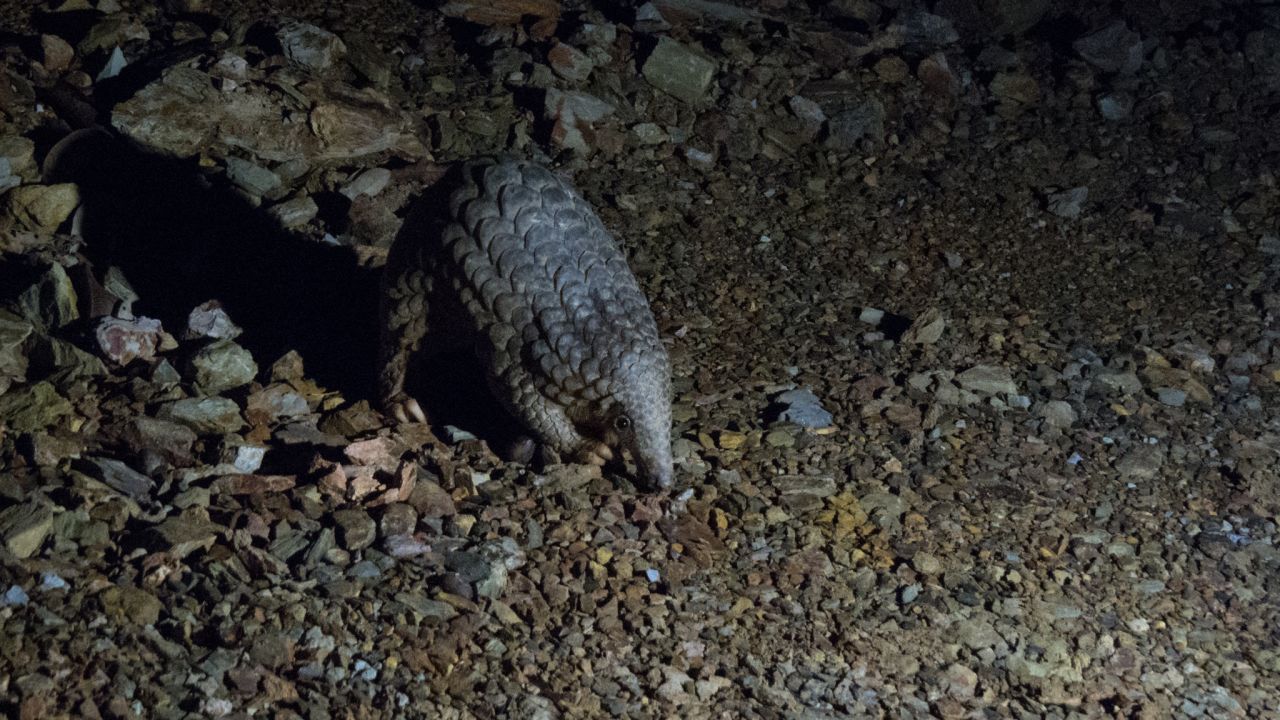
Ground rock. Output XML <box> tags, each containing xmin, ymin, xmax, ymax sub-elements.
<box><xmin>40</xmin><ymin>34</ymin><xmax>75</xmax><ymax>72</ymax></box>
<box><xmin>95</xmin><ymin>316</ymin><xmax>165</xmax><ymax>365</ymax></box>
<box><xmin>912</xmin><ymin>551</ymin><xmax>943</xmax><ymax>575</ymax></box>
<box><xmin>187</xmin><ymin>340</ymin><xmax>258</xmax><ymax>394</ymax></box>
<box><xmin>439</xmin><ymin>0</ymin><xmax>560</xmax><ymax>25</ymax></box>
<box><xmin>151</xmin><ymin>515</ymin><xmax>220</xmax><ymax>558</ymax></box>
<box><xmin>642</xmin><ymin>36</ymin><xmax>717</xmax><ymax>106</ymax></box>
<box><xmin>96</xmin><ymin>46</ymin><xmax>128</xmax><ymax>81</ymax></box>
<box><xmin>0</xmin><ymin>381</ymin><xmax>74</xmax><ymax>432</ymax></box>
<box><xmin>277</xmin><ymin>21</ymin><xmax>346</xmax><ymax>72</ymax></box>
<box><xmin>333</xmin><ymin>509</ymin><xmax>377</xmax><ymax>551</ymax></box>
<box><xmin>267</xmin><ymin>196</ymin><xmax>320</xmax><ymax>228</ymax></box>
<box><xmin>3</xmin><ymin>585</ymin><xmax>30</xmax><ymax>606</ymax></box>
<box><xmin>246</xmin><ymin>384</ymin><xmax>311</xmax><ymax>421</ymax></box>
<box><xmin>977</xmin><ymin>0</ymin><xmax>1049</xmax><ymax>36</ymax></box>
<box><xmin>1037</xmin><ymin>400</ymin><xmax>1077</xmax><ymax>428</ymax></box>
<box><xmin>157</xmin><ymin>397</ymin><xmax>245</xmax><ymax>434</ymax></box>
<box><xmin>544</xmin><ymin>89</ymin><xmax>616</xmax><ymax>154</ymax></box>
<box><xmin>1074</xmin><ymin>21</ymin><xmax>1143</xmax><ymax>75</ymax></box>
<box><xmin>902</xmin><ymin>11</ymin><xmax>959</xmax><ymax>48</ymax></box>
<box><xmin>0</xmin><ymin>136</ymin><xmax>37</xmax><ymax>184</ymax></box>
<box><xmin>339</xmin><ymin>168</ymin><xmax>391</xmax><ymax>199</ymax></box>
<box><xmin>225</xmin><ymin>157</ymin><xmax>281</xmax><ymax>198</ymax></box>
<box><xmin>1115</xmin><ymin>444</ymin><xmax>1164</xmax><ymax>480</ymax></box>
<box><xmin>344</xmin><ymin>33</ymin><xmax>394</xmax><ymax>88</ymax></box>
<box><xmin>955</xmin><ymin>616</ymin><xmax>1000</xmax><ymax>649</ymax></box>
<box><xmin>989</xmin><ymin>70</ymin><xmax>1039</xmax><ymax>115</ymax></box>
<box><xmin>772</xmin><ymin>388</ymin><xmax>834</xmax><ymax>428</ymax></box>
<box><xmin>1155</xmin><ymin>387</ymin><xmax>1187</xmax><ymax>406</ymax></box>
<box><xmin>825</xmin><ymin>98</ymin><xmax>885</xmax><ymax>149</ymax></box>
<box><xmin>944</xmin><ymin>663</ymin><xmax>978</xmax><ymax>700</ymax></box>
<box><xmin>78</xmin><ymin>17</ymin><xmax>149</xmax><ymax>55</ymax></box>
<box><xmin>185</xmin><ymin>300</ymin><xmax>242</xmax><ymax>340</ymax></box>
<box><xmin>112</xmin><ymin>66</ymin><xmax>425</xmax><ymax>164</ymax></box>
<box><xmin>84</xmin><ymin>458</ymin><xmax>155</xmax><ymax>500</ymax></box>
<box><xmin>956</xmin><ymin>365</ymin><xmax>1018</xmax><ymax>395</ymax></box>
<box><xmin>122</xmin><ymin>417</ymin><xmax>197</xmax><ymax>465</ymax></box>
<box><xmin>0</xmin><ymin>313</ymin><xmax>34</xmax><ymax>381</ymax></box>
<box><xmin>547</xmin><ymin>42</ymin><xmax>594</xmax><ymax>83</ymax></box>
<box><xmin>99</xmin><ymin>586</ymin><xmax>163</xmax><ymax>626</ymax></box>
<box><xmin>408</xmin><ymin>481</ymin><xmax>457</xmax><ymax>518</ymax></box>
<box><xmin>17</xmin><ymin>263</ymin><xmax>78</xmax><ymax>331</ymax></box>
<box><xmin>1048</xmin><ymin>187</ymin><xmax>1088</xmax><ymax>219</ymax></box>
<box><xmin>0</xmin><ymin>503</ymin><xmax>53</xmax><ymax>559</ymax></box>
<box><xmin>1098</xmin><ymin>92</ymin><xmax>1133</xmax><ymax>121</ymax></box>
<box><xmin>1095</xmin><ymin>369</ymin><xmax>1143</xmax><ymax>395</ymax></box>
<box><xmin>903</xmin><ymin>309</ymin><xmax>946</xmax><ymax>345</ymax></box>
<box><xmin>5</xmin><ymin>184</ymin><xmax>80</xmax><ymax>232</ymax></box>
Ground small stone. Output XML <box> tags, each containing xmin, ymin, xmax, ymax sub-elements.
<box><xmin>277</xmin><ymin>20</ymin><xmax>346</xmax><ymax>71</ymax></box>
<box><xmin>0</xmin><ymin>503</ymin><xmax>53</xmax><ymax>559</ymax></box>
<box><xmin>1115</xmin><ymin>444</ymin><xmax>1164</xmax><ymax>480</ymax></box>
<box><xmin>1098</xmin><ymin>92</ymin><xmax>1133</xmax><ymax>121</ymax></box>
<box><xmin>6</xmin><ymin>184</ymin><xmax>80</xmax><ymax>233</ymax></box>
<box><xmin>95</xmin><ymin>316</ymin><xmax>164</xmax><ymax>365</ymax></box>
<box><xmin>3</xmin><ymin>585</ymin><xmax>30</xmax><ymax>606</ymax></box>
<box><xmin>85</xmin><ymin>457</ymin><xmax>155</xmax><ymax>500</ymax></box>
<box><xmin>340</xmin><ymin>168</ymin><xmax>391</xmax><ymax>200</ymax></box>
<box><xmin>157</xmin><ymin>397</ymin><xmax>246</xmax><ymax>434</ymax></box>
<box><xmin>267</xmin><ymin>196</ymin><xmax>319</xmax><ymax>228</ymax></box>
<box><xmin>225</xmin><ymin>157</ymin><xmax>281</xmax><ymax>198</ymax></box>
<box><xmin>956</xmin><ymin>365</ymin><xmax>1018</xmax><ymax>395</ymax></box>
<box><xmin>547</xmin><ymin>42</ymin><xmax>594</xmax><ymax>83</ymax></box>
<box><xmin>642</xmin><ymin>36</ymin><xmax>717</xmax><ymax>105</ymax></box>
<box><xmin>1048</xmin><ymin>187</ymin><xmax>1088</xmax><ymax>219</ymax></box>
<box><xmin>187</xmin><ymin>340</ymin><xmax>258</xmax><ymax>394</ymax></box>
<box><xmin>40</xmin><ymin>34</ymin><xmax>75</xmax><ymax>72</ymax></box>
<box><xmin>1037</xmin><ymin>400</ymin><xmax>1077</xmax><ymax>428</ymax></box>
<box><xmin>913</xmin><ymin>551</ymin><xmax>943</xmax><ymax>575</ymax></box>
<box><xmin>408</xmin><ymin>481</ymin><xmax>456</xmax><ymax>518</ymax></box>
<box><xmin>544</xmin><ymin>88</ymin><xmax>616</xmax><ymax>154</ymax></box>
<box><xmin>1095</xmin><ymin>369</ymin><xmax>1143</xmax><ymax>395</ymax></box>
<box><xmin>774</xmin><ymin>387</ymin><xmax>834</xmax><ymax>428</ymax></box>
<box><xmin>78</xmin><ymin>17</ymin><xmax>149</xmax><ymax>55</ymax></box>
<box><xmin>333</xmin><ymin>509</ymin><xmax>377</xmax><ymax>551</ymax></box>
<box><xmin>825</xmin><ymin>99</ymin><xmax>885</xmax><ymax>149</ymax></box>
<box><xmin>1155</xmin><ymin>387</ymin><xmax>1186</xmax><ymax>406</ymax></box>
<box><xmin>380</xmin><ymin>503</ymin><xmax>418</xmax><ymax>538</ymax></box>
<box><xmin>903</xmin><ymin>309</ymin><xmax>946</xmax><ymax>345</ymax></box>
<box><xmin>123</xmin><ymin>416</ymin><xmax>197</xmax><ymax>465</ymax></box>
<box><xmin>99</xmin><ymin>586</ymin><xmax>163</xmax><ymax>626</ymax></box>
<box><xmin>956</xmin><ymin>616</ymin><xmax>1000</xmax><ymax>649</ymax></box>
<box><xmin>1074</xmin><ymin>21</ymin><xmax>1143</xmax><ymax>75</ymax></box>
<box><xmin>184</xmin><ymin>300</ymin><xmax>241</xmax><ymax>341</ymax></box>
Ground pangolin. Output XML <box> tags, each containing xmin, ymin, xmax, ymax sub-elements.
<box><xmin>378</xmin><ymin>156</ymin><xmax>674</xmax><ymax>489</ymax></box>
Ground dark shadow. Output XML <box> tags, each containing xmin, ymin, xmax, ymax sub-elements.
<box><xmin>42</xmin><ymin>129</ymin><xmax>382</xmax><ymax>401</ymax></box>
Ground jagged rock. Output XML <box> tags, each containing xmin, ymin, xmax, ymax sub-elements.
<box><xmin>187</xmin><ymin>340</ymin><xmax>258</xmax><ymax>394</ymax></box>
<box><xmin>96</xmin><ymin>316</ymin><xmax>165</xmax><ymax>365</ymax></box>
<box><xmin>4</xmin><ymin>184</ymin><xmax>80</xmax><ymax>232</ymax></box>
<box><xmin>544</xmin><ymin>89</ymin><xmax>616</xmax><ymax>153</ymax></box>
<box><xmin>1074</xmin><ymin>21</ymin><xmax>1143</xmax><ymax>75</ymax></box>
<box><xmin>277</xmin><ymin>21</ymin><xmax>346</xmax><ymax>72</ymax></box>
<box><xmin>0</xmin><ymin>503</ymin><xmax>53</xmax><ymax>559</ymax></box>
<box><xmin>122</xmin><ymin>416</ymin><xmax>198</xmax><ymax>465</ymax></box>
<box><xmin>157</xmin><ymin>396</ymin><xmax>246</xmax><ymax>434</ymax></box>
<box><xmin>956</xmin><ymin>365</ymin><xmax>1018</xmax><ymax>395</ymax></box>
<box><xmin>267</xmin><ymin>196</ymin><xmax>320</xmax><ymax>228</ymax></box>
<box><xmin>112</xmin><ymin>65</ymin><xmax>425</xmax><ymax>164</ymax></box>
<box><xmin>0</xmin><ymin>381</ymin><xmax>74</xmax><ymax>432</ymax></box>
<box><xmin>642</xmin><ymin>37</ymin><xmax>717</xmax><ymax>105</ymax></box>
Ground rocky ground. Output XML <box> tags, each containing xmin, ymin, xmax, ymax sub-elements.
<box><xmin>1</xmin><ymin>0</ymin><xmax>1278</xmax><ymax>718</ymax></box>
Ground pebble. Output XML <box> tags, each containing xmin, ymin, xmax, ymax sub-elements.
<box><xmin>956</xmin><ymin>365</ymin><xmax>1018</xmax><ymax>396</ymax></box>
<box><xmin>277</xmin><ymin>20</ymin><xmax>346</xmax><ymax>71</ymax></box>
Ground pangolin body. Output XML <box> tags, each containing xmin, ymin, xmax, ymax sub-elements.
<box><xmin>378</xmin><ymin>156</ymin><xmax>674</xmax><ymax>489</ymax></box>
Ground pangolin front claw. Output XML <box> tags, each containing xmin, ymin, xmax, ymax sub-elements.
<box><xmin>386</xmin><ymin>394</ymin><xmax>428</xmax><ymax>424</ymax></box>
